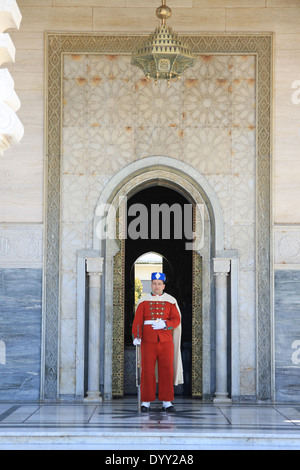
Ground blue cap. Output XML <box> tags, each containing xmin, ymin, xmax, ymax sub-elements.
<box><xmin>151</xmin><ymin>272</ymin><xmax>166</xmax><ymax>282</ymax></box>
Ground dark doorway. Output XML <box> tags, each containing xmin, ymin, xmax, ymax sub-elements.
<box><xmin>124</xmin><ymin>186</ymin><xmax>193</xmax><ymax>397</ymax></box>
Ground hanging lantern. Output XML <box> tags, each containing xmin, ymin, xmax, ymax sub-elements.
<box><xmin>131</xmin><ymin>0</ymin><xmax>195</xmax><ymax>85</ymax></box>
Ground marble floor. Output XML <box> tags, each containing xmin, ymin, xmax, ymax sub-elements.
<box><xmin>1</xmin><ymin>398</ymin><xmax>300</xmax><ymax>450</ymax></box>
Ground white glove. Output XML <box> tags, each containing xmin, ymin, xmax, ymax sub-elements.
<box><xmin>152</xmin><ymin>320</ymin><xmax>166</xmax><ymax>330</ymax></box>
<box><xmin>133</xmin><ymin>338</ymin><xmax>141</xmax><ymax>346</ymax></box>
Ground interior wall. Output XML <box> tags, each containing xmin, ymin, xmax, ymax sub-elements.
<box><xmin>0</xmin><ymin>0</ymin><xmax>299</xmax><ymax>402</ymax></box>
<box><xmin>60</xmin><ymin>51</ymin><xmax>256</xmax><ymax>397</ymax></box>
<box><xmin>1</xmin><ymin>0</ymin><xmax>299</xmax><ymax>225</ymax></box>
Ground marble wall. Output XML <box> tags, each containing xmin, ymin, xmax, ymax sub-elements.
<box><xmin>0</xmin><ymin>268</ymin><xmax>42</xmax><ymax>401</ymax></box>
<box><xmin>275</xmin><ymin>271</ymin><xmax>300</xmax><ymax>402</ymax></box>
<box><xmin>0</xmin><ymin>0</ymin><xmax>299</xmax><ymax>401</ymax></box>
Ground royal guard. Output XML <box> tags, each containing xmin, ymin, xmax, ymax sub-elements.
<box><xmin>132</xmin><ymin>272</ymin><xmax>183</xmax><ymax>412</ymax></box>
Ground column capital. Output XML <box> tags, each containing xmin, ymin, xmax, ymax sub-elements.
<box><xmin>86</xmin><ymin>257</ymin><xmax>103</xmax><ymax>276</ymax></box>
<box><xmin>213</xmin><ymin>257</ymin><xmax>231</xmax><ymax>275</ymax></box>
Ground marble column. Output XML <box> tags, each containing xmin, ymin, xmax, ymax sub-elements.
<box><xmin>85</xmin><ymin>257</ymin><xmax>103</xmax><ymax>402</ymax></box>
<box><xmin>213</xmin><ymin>258</ymin><xmax>232</xmax><ymax>403</ymax></box>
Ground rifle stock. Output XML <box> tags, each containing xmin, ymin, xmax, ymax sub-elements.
<box><xmin>136</xmin><ymin>325</ymin><xmax>141</xmax><ymax>411</ymax></box>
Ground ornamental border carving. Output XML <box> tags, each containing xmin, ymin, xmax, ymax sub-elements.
<box><xmin>45</xmin><ymin>32</ymin><xmax>273</xmax><ymax>400</ymax></box>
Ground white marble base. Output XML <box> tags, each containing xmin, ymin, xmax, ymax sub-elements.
<box><xmin>213</xmin><ymin>396</ymin><xmax>232</xmax><ymax>404</ymax></box>
<box><xmin>1</xmin><ymin>399</ymin><xmax>300</xmax><ymax>450</ymax></box>
<box><xmin>84</xmin><ymin>392</ymin><xmax>102</xmax><ymax>403</ymax></box>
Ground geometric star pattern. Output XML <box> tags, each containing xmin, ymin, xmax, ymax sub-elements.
<box><xmin>60</xmin><ymin>53</ymin><xmax>256</xmax><ymax>397</ymax></box>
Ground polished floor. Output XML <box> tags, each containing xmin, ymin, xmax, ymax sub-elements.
<box><xmin>1</xmin><ymin>398</ymin><xmax>300</xmax><ymax>449</ymax></box>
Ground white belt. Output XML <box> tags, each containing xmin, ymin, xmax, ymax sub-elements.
<box><xmin>144</xmin><ymin>320</ymin><xmax>160</xmax><ymax>325</ymax></box>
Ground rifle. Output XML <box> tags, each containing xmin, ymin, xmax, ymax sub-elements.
<box><xmin>136</xmin><ymin>325</ymin><xmax>141</xmax><ymax>412</ymax></box>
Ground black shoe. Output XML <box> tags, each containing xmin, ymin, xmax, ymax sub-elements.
<box><xmin>162</xmin><ymin>405</ymin><xmax>175</xmax><ymax>412</ymax></box>
<box><xmin>141</xmin><ymin>405</ymin><xmax>150</xmax><ymax>413</ymax></box>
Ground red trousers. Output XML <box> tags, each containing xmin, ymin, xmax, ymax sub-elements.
<box><xmin>141</xmin><ymin>340</ymin><xmax>174</xmax><ymax>402</ymax></box>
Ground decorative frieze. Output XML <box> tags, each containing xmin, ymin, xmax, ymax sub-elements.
<box><xmin>0</xmin><ymin>225</ymin><xmax>43</xmax><ymax>268</ymax></box>
<box><xmin>274</xmin><ymin>226</ymin><xmax>300</xmax><ymax>268</ymax></box>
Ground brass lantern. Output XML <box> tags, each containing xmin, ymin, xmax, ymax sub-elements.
<box><xmin>131</xmin><ymin>0</ymin><xmax>195</xmax><ymax>84</ymax></box>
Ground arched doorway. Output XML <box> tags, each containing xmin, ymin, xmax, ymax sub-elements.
<box><xmin>123</xmin><ymin>186</ymin><xmax>193</xmax><ymax>396</ymax></box>
<box><xmin>93</xmin><ymin>156</ymin><xmax>229</xmax><ymax>401</ymax></box>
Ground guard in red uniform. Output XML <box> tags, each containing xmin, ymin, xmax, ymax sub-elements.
<box><xmin>132</xmin><ymin>272</ymin><xmax>183</xmax><ymax>412</ymax></box>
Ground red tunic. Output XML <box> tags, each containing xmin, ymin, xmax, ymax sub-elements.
<box><xmin>132</xmin><ymin>293</ymin><xmax>181</xmax><ymax>343</ymax></box>
<box><xmin>132</xmin><ymin>293</ymin><xmax>181</xmax><ymax>402</ymax></box>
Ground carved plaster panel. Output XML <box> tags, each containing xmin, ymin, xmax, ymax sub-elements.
<box><xmin>0</xmin><ymin>224</ymin><xmax>43</xmax><ymax>268</ymax></box>
<box><xmin>274</xmin><ymin>226</ymin><xmax>300</xmax><ymax>267</ymax></box>
<box><xmin>45</xmin><ymin>33</ymin><xmax>272</xmax><ymax>400</ymax></box>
